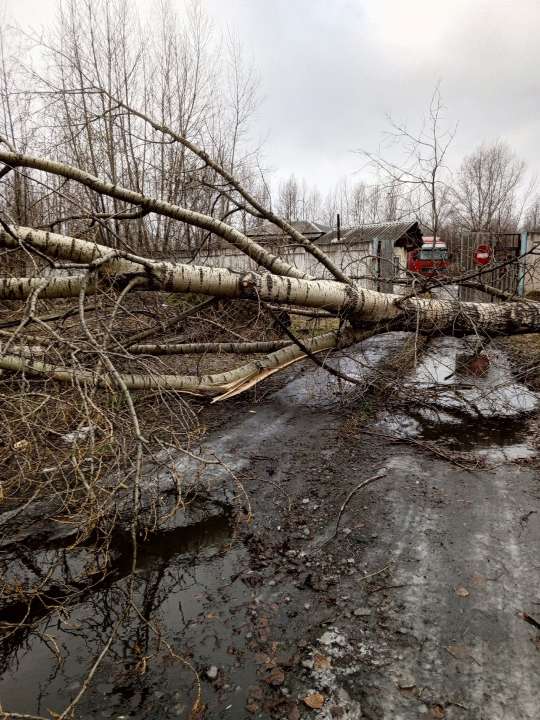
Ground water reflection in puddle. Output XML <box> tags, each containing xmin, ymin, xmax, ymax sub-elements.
<box><xmin>0</xmin><ymin>514</ymin><xmax>265</xmax><ymax>719</ymax></box>
<box><xmin>376</xmin><ymin>337</ymin><xmax>538</xmax><ymax>461</ymax></box>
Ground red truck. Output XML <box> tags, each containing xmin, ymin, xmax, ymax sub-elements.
<box><xmin>407</xmin><ymin>237</ymin><xmax>449</xmax><ymax>277</ymax></box>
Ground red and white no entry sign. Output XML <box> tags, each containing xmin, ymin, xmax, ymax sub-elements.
<box><xmin>474</xmin><ymin>244</ymin><xmax>492</xmax><ymax>266</ymax></box>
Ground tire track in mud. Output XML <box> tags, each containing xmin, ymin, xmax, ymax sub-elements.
<box><xmin>367</xmin><ymin>453</ymin><xmax>540</xmax><ymax>720</ymax></box>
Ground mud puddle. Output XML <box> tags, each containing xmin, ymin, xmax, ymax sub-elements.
<box><xmin>376</xmin><ymin>336</ymin><xmax>538</xmax><ymax>461</ymax></box>
<box><xmin>0</xmin><ymin>513</ymin><xmax>265</xmax><ymax>719</ymax></box>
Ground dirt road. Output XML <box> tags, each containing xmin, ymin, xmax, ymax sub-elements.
<box><xmin>344</xmin><ymin>450</ymin><xmax>540</xmax><ymax>720</ymax></box>
<box><xmin>1</xmin><ymin>334</ymin><xmax>539</xmax><ymax>719</ymax></box>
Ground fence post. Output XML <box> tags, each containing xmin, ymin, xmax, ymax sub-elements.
<box><xmin>518</xmin><ymin>231</ymin><xmax>528</xmax><ymax>297</ymax></box>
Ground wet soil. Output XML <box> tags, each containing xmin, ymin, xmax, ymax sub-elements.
<box><xmin>1</xmin><ymin>334</ymin><xmax>540</xmax><ymax>719</ymax></box>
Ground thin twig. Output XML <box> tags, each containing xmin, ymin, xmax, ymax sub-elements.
<box><xmin>322</xmin><ymin>470</ymin><xmax>387</xmax><ymax>546</ymax></box>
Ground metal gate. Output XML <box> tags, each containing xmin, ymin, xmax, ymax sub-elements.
<box><xmin>445</xmin><ymin>231</ymin><xmax>522</xmax><ymax>302</ymax></box>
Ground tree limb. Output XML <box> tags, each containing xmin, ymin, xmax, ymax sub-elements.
<box><xmin>0</xmin><ymin>150</ymin><xmax>306</xmax><ymax>279</ymax></box>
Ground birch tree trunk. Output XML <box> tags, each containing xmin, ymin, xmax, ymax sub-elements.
<box><xmin>2</xmin><ymin>226</ymin><xmax>539</xmax><ymax>336</ymax></box>
<box><xmin>2</xmin><ymin>224</ymin><xmax>540</xmax><ymax>399</ymax></box>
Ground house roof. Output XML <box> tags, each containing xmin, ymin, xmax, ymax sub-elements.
<box><xmin>319</xmin><ymin>220</ymin><xmax>422</xmax><ymax>247</ymax></box>
<box><xmin>245</xmin><ymin>219</ymin><xmax>422</xmax><ymax>249</ymax></box>
<box><xmin>246</xmin><ymin>220</ymin><xmax>331</xmax><ymax>239</ymax></box>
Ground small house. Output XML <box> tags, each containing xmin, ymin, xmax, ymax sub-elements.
<box><xmin>184</xmin><ymin>219</ymin><xmax>423</xmax><ymax>292</ymax></box>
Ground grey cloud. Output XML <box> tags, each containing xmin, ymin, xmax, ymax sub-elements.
<box><xmin>8</xmin><ymin>0</ymin><xmax>540</xmax><ymax>192</ymax></box>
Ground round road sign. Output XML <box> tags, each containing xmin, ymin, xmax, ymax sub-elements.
<box><xmin>474</xmin><ymin>244</ymin><xmax>492</xmax><ymax>266</ymax></box>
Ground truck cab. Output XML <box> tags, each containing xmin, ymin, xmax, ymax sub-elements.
<box><xmin>407</xmin><ymin>237</ymin><xmax>449</xmax><ymax>277</ymax></box>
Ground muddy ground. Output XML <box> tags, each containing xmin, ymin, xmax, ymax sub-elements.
<box><xmin>1</xmin><ymin>334</ymin><xmax>540</xmax><ymax>720</ymax></box>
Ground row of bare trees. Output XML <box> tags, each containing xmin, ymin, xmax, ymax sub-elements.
<box><xmin>3</xmin><ymin>0</ymin><xmax>534</xmax><ymax>258</ymax></box>
<box><xmin>0</xmin><ymin>0</ymin><xmax>266</xmax><ymax>260</ymax></box>
<box><xmin>275</xmin><ymin>173</ymin><xmax>402</xmax><ymax>229</ymax></box>
<box><xmin>275</xmin><ymin>91</ymin><xmax>535</xmax><ymax>236</ymax></box>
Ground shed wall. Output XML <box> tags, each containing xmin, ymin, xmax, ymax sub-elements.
<box><xmin>179</xmin><ymin>242</ymin><xmax>379</xmax><ymax>289</ymax></box>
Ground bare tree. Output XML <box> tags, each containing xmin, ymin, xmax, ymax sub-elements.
<box><xmin>276</xmin><ymin>174</ymin><xmax>300</xmax><ymax>221</ymax></box>
<box><xmin>525</xmin><ymin>194</ymin><xmax>540</xmax><ymax>231</ymax></box>
<box><xmin>452</xmin><ymin>140</ymin><xmax>527</xmax><ymax>232</ymax></box>
<box><xmin>361</xmin><ymin>86</ymin><xmax>455</xmax><ymax>238</ymax></box>
<box><xmin>0</xmin><ymin>22</ymin><xmax>34</xmax><ymax>229</ymax></box>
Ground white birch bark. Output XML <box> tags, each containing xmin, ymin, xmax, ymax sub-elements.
<box><xmin>0</xmin><ymin>150</ymin><xmax>306</xmax><ymax>279</ymax></box>
<box><xmin>2</xmin><ymin>226</ymin><xmax>539</xmax><ymax>335</ymax></box>
<box><xmin>0</xmin><ymin>327</ymin><xmax>358</xmax><ymax>400</ymax></box>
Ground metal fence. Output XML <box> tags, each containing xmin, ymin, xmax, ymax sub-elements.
<box><xmin>445</xmin><ymin>232</ymin><xmax>522</xmax><ymax>302</ymax></box>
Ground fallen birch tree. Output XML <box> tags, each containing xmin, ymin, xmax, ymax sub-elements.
<box><xmin>1</xmin><ymin>9</ymin><xmax>539</xmax><ymax>719</ymax></box>
<box><xmin>1</xmin><ymin>212</ymin><xmax>539</xmax><ymax>400</ymax></box>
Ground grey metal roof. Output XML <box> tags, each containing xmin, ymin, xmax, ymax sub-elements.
<box><xmin>318</xmin><ymin>220</ymin><xmax>422</xmax><ymax>247</ymax></box>
<box><xmin>246</xmin><ymin>220</ymin><xmax>331</xmax><ymax>239</ymax></box>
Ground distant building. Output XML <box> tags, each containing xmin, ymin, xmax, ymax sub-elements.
<box><xmin>185</xmin><ymin>219</ymin><xmax>422</xmax><ymax>291</ymax></box>
<box><xmin>314</xmin><ymin>221</ymin><xmax>422</xmax><ymax>290</ymax></box>
<box><xmin>246</xmin><ymin>220</ymin><xmax>331</xmax><ymax>244</ymax></box>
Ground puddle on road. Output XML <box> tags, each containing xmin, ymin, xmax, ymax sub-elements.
<box><xmin>421</xmin><ymin>415</ymin><xmax>535</xmax><ymax>460</ymax></box>
<box><xmin>0</xmin><ymin>513</ymin><xmax>270</xmax><ymax>720</ymax></box>
<box><xmin>412</xmin><ymin>337</ymin><xmax>537</xmax><ymax>416</ymax></box>
<box><xmin>274</xmin><ymin>331</ymin><xmax>411</xmax><ymax>407</ymax></box>
<box><xmin>376</xmin><ymin>337</ymin><xmax>538</xmax><ymax>461</ymax></box>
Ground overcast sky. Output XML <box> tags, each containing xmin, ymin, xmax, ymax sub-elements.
<box><xmin>6</xmin><ymin>0</ymin><xmax>540</xmax><ymax>194</ymax></box>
